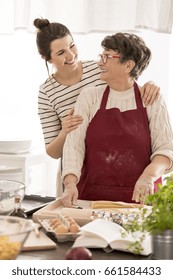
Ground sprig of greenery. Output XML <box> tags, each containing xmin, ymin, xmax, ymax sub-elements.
<box><xmin>121</xmin><ymin>174</ymin><xmax>173</xmax><ymax>253</ymax></box>
<box><xmin>143</xmin><ymin>174</ymin><xmax>173</xmax><ymax>234</ymax></box>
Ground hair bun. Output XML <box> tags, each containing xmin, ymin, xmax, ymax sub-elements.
<box><xmin>33</xmin><ymin>18</ymin><xmax>50</xmax><ymax>30</ymax></box>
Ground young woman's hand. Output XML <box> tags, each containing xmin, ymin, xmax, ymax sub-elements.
<box><xmin>141</xmin><ymin>81</ymin><xmax>160</xmax><ymax>105</ymax></box>
<box><xmin>61</xmin><ymin>108</ymin><xmax>83</xmax><ymax>135</ymax></box>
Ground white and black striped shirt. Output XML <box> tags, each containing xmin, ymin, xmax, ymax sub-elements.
<box><xmin>38</xmin><ymin>60</ymin><xmax>105</xmax><ymax>145</ymax></box>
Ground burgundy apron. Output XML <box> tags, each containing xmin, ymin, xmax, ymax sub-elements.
<box><xmin>77</xmin><ymin>83</ymin><xmax>161</xmax><ymax>202</ymax></box>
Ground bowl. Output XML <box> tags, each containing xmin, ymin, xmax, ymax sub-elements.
<box><xmin>0</xmin><ymin>180</ymin><xmax>26</xmax><ymax>215</ymax></box>
<box><xmin>0</xmin><ymin>216</ymin><xmax>34</xmax><ymax>259</ymax></box>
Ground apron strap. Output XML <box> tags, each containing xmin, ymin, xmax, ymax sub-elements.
<box><xmin>100</xmin><ymin>85</ymin><xmax>110</xmax><ymax>109</ymax></box>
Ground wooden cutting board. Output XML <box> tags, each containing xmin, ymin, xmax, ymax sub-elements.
<box><xmin>22</xmin><ymin>230</ymin><xmax>57</xmax><ymax>251</ymax></box>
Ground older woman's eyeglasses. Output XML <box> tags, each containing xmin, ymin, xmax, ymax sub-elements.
<box><xmin>97</xmin><ymin>54</ymin><xmax>120</xmax><ymax>64</ymax></box>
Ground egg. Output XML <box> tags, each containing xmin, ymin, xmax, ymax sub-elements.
<box><xmin>69</xmin><ymin>219</ymin><xmax>75</xmax><ymax>224</ymax></box>
<box><xmin>52</xmin><ymin>221</ymin><xmax>61</xmax><ymax>230</ymax></box>
<box><xmin>55</xmin><ymin>224</ymin><xmax>69</xmax><ymax>234</ymax></box>
<box><xmin>50</xmin><ymin>218</ymin><xmax>60</xmax><ymax>227</ymax></box>
<box><xmin>49</xmin><ymin>219</ymin><xmax>61</xmax><ymax>230</ymax></box>
<box><xmin>69</xmin><ymin>223</ymin><xmax>80</xmax><ymax>233</ymax></box>
<box><xmin>63</xmin><ymin>215</ymin><xmax>69</xmax><ymax>219</ymax></box>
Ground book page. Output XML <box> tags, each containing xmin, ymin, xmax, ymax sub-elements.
<box><xmin>80</xmin><ymin>219</ymin><xmax>126</xmax><ymax>244</ymax></box>
<box><xmin>75</xmin><ymin>219</ymin><xmax>152</xmax><ymax>256</ymax></box>
<box><xmin>109</xmin><ymin>231</ymin><xmax>152</xmax><ymax>256</ymax></box>
<box><xmin>73</xmin><ymin>234</ymin><xmax>108</xmax><ymax>248</ymax></box>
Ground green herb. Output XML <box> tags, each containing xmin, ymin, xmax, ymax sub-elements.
<box><xmin>121</xmin><ymin>174</ymin><xmax>173</xmax><ymax>253</ymax></box>
<box><xmin>143</xmin><ymin>174</ymin><xmax>173</xmax><ymax>234</ymax></box>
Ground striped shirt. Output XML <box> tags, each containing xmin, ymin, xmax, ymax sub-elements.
<box><xmin>38</xmin><ymin>60</ymin><xmax>105</xmax><ymax>145</ymax></box>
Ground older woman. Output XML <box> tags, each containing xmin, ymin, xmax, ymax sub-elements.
<box><xmin>61</xmin><ymin>33</ymin><xmax>173</xmax><ymax>206</ymax></box>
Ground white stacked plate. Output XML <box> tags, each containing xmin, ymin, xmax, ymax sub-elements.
<box><xmin>0</xmin><ymin>139</ymin><xmax>32</xmax><ymax>154</ymax></box>
<box><xmin>0</xmin><ymin>166</ymin><xmax>22</xmax><ymax>181</ymax></box>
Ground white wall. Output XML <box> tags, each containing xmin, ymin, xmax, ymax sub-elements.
<box><xmin>0</xmin><ymin>30</ymin><xmax>172</xmax><ymax>196</ymax></box>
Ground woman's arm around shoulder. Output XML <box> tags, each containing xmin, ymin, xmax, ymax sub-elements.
<box><xmin>140</xmin><ymin>81</ymin><xmax>160</xmax><ymax>105</ymax></box>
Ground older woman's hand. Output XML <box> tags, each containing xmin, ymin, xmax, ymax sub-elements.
<box><xmin>61</xmin><ymin>108</ymin><xmax>83</xmax><ymax>135</ymax></box>
<box><xmin>61</xmin><ymin>182</ymin><xmax>79</xmax><ymax>208</ymax></box>
<box><xmin>132</xmin><ymin>175</ymin><xmax>154</xmax><ymax>204</ymax></box>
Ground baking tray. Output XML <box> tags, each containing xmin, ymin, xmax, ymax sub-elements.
<box><xmin>33</xmin><ymin>199</ymin><xmax>93</xmax><ymax>226</ymax></box>
<box><xmin>22</xmin><ymin>195</ymin><xmax>55</xmax><ymax>215</ymax></box>
<box><xmin>32</xmin><ymin>198</ymin><xmax>144</xmax><ymax>226</ymax></box>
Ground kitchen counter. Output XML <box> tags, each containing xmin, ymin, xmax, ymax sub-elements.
<box><xmin>18</xmin><ymin>232</ymin><xmax>152</xmax><ymax>260</ymax></box>
<box><xmin>19</xmin><ymin>243</ymin><xmax>151</xmax><ymax>260</ymax></box>
<box><xmin>18</xmin><ymin>196</ymin><xmax>152</xmax><ymax>260</ymax></box>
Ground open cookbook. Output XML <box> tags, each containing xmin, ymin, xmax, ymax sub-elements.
<box><xmin>72</xmin><ymin>219</ymin><xmax>152</xmax><ymax>256</ymax></box>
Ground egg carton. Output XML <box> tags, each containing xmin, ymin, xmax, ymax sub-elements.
<box><xmin>38</xmin><ymin>214</ymin><xmax>80</xmax><ymax>242</ymax></box>
<box><xmin>39</xmin><ymin>213</ymin><xmax>69</xmax><ymax>232</ymax></box>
